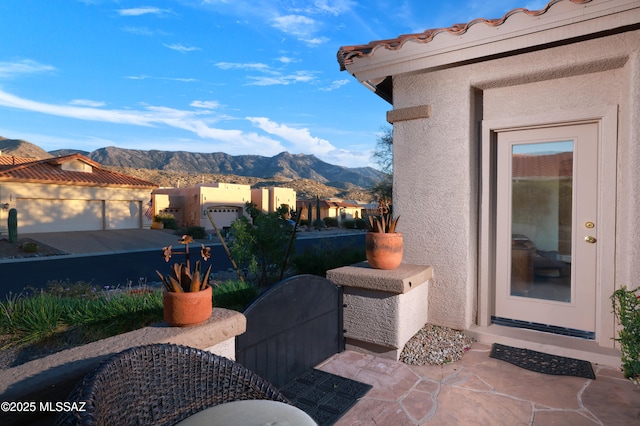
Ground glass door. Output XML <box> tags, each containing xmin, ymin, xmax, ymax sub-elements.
<box><xmin>494</xmin><ymin>123</ymin><xmax>598</xmax><ymax>336</ymax></box>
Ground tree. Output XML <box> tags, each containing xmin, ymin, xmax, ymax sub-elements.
<box><xmin>370</xmin><ymin>126</ymin><xmax>393</xmax><ymax>200</ymax></box>
<box><xmin>228</xmin><ymin>202</ymin><xmax>295</xmax><ymax>287</ymax></box>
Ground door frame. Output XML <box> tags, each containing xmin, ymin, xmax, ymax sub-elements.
<box><xmin>478</xmin><ymin>106</ymin><xmax>617</xmax><ymax>347</ymax></box>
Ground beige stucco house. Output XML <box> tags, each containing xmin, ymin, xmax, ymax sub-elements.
<box><xmin>0</xmin><ymin>154</ymin><xmax>157</xmax><ymax>233</ymax></box>
<box><xmin>297</xmin><ymin>198</ymin><xmax>365</xmax><ymax>223</ymax></box>
<box><xmin>152</xmin><ymin>184</ymin><xmax>296</xmax><ymax>230</ymax></box>
<box><xmin>338</xmin><ymin>0</ymin><xmax>639</xmax><ymax>365</ymax></box>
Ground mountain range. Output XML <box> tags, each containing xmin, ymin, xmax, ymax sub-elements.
<box><xmin>0</xmin><ymin>137</ymin><xmax>383</xmax><ymax>200</ymax></box>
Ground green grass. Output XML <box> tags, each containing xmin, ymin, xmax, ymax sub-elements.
<box><xmin>0</xmin><ymin>279</ymin><xmax>260</xmax><ymax>354</ymax></box>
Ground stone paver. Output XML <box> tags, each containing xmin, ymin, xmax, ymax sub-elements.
<box><xmin>317</xmin><ymin>343</ymin><xmax>640</xmax><ymax>425</ymax></box>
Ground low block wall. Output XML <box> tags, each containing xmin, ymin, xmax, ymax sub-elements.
<box><xmin>0</xmin><ymin>308</ymin><xmax>246</xmax><ymax>425</ymax></box>
<box><xmin>327</xmin><ymin>262</ymin><xmax>433</xmax><ymax>360</ymax></box>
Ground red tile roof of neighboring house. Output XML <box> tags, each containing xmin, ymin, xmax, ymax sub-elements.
<box><xmin>0</xmin><ymin>154</ymin><xmax>158</xmax><ymax>188</ymax></box>
<box><xmin>0</xmin><ymin>156</ymin><xmax>40</xmax><ymax>166</ymax></box>
<box><xmin>337</xmin><ymin>0</ymin><xmax>592</xmax><ymax>70</ymax></box>
<box><xmin>512</xmin><ymin>152</ymin><xmax>573</xmax><ymax>178</ymax></box>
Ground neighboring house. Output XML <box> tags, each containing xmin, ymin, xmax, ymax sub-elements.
<box><xmin>152</xmin><ymin>184</ymin><xmax>296</xmax><ymax>230</ymax></box>
<box><xmin>338</xmin><ymin>0</ymin><xmax>640</xmax><ymax>364</ymax></box>
<box><xmin>0</xmin><ymin>154</ymin><xmax>157</xmax><ymax>233</ymax></box>
<box><xmin>251</xmin><ymin>187</ymin><xmax>296</xmax><ymax>215</ymax></box>
<box><xmin>297</xmin><ymin>198</ymin><xmax>365</xmax><ymax>223</ymax></box>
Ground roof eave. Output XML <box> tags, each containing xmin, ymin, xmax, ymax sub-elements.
<box><xmin>338</xmin><ymin>0</ymin><xmax>640</xmax><ymax>105</ymax></box>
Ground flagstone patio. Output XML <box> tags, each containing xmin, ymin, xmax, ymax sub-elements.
<box><xmin>317</xmin><ymin>343</ymin><xmax>640</xmax><ymax>425</ymax></box>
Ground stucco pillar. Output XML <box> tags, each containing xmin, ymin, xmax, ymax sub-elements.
<box><xmin>617</xmin><ymin>51</ymin><xmax>640</xmax><ymax>288</ymax></box>
<box><xmin>392</xmin><ymin>73</ymin><xmax>477</xmax><ymax>331</ymax></box>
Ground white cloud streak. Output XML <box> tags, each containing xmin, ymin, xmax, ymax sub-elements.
<box><xmin>117</xmin><ymin>7</ymin><xmax>169</xmax><ymax>16</ymax></box>
<box><xmin>69</xmin><ymin>99</ymin><xmax>106</xmax><ymax>107</ymax></box>
<box><xmin>164</xmin><ymin>43</ymin><xmax>201</xmax><ymax>53</ymax></box>
<box><xmin>0</xmin><ymin>60</ymin><xmax>55</xmax><ymax>78</ymax></box>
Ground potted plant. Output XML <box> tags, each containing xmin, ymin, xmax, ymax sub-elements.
<box><xmin>366</xmin><ymin>198</ymin><xmax>402</xmax><ymax>270</ymax></box>
<box><xmin>156</xmin><ymin>235</ymin><xmax>213</xmax><ymax>326</ymax></box>
<box><xmin>151</xmin><ymin>215</ymin><xmax>164</xmax><ymax>230</ymax></box>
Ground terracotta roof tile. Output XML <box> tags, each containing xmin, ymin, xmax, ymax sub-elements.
<box><xmin>0</xmin><ymin>154</ymin><xmax>158</xmax><ymax>188</ymax></box>
<box><xmin>0</xmin><ymin>156</ymin><xmax>41</xmax><ymax>166</ymax></box>
<box><xmin>337</xmin><ymin>0</ymin><xmax>593</xmax><ymax>70</ymax></box>
<box><xmin>512</xmin><ymin>152</ymin><xmax>573</xmax><ymax>178</ymax></box>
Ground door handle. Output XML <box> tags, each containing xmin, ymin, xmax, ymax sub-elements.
<box><xmin>584</xmin><ymin>236</ymin><xmax>596</xmax><ymax>244</ymax></box>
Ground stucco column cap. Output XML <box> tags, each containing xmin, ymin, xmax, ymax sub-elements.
<box><xmin>327</xmin><ymin>262</ymin><xmax>433</xmax><ymax>294</ymax></box>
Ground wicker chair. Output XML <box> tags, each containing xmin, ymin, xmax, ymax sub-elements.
<box><xmin>57</xmin><ymin>344</ymin><xmax>290</xmax><ymax>426</ymax></box>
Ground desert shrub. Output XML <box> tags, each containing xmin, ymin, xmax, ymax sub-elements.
<box><xmin>612</xmin><ymin>286</ymin><xmax>640</xmax><ymax>384</ymax></box>
<box><xmin>21</xmin><ymin>242</ymin><xmax>39</xmax><ymax>253</ymax></box>
<box><xmin>183</xmin><ymin>225</ymin><xmax>206</xmax><ymax>239</ymax></box>
<box><xmin>323</xmin><ymin>217</ymin><xmax>339</xmax><ymax>228</ymax></box>
<box><xmin>292</xmin><ymin>241</ymin><xmax>365</xmax><ymax>277</ymax></box>
<box><xmin>354</xmin><ymin>218</ymin><xmax>368</xmax><ymax>230</ymax></box>
<box><xmin>213</xmin><ymin>280</ymin><xmax>259</xmax><ymax>312</ymax></box>
<box><xmin>155</xmin><ymin>213</ymin><xmax>178</xmax><ymax>230</ymax></box>
<box><xmin>228</xmin><ymin>203</ymin><xmax>295</xmax><ymax>287</ymax></box>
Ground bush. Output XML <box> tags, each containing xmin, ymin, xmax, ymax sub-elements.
<box><xmin>21</xmin><ymin>242</ymin><xmax>39</xmax><ymax>253</ymax></box>
<box><xmin>355</xmin><ymin>218</ymin><xmax>368</xmax><ymax>230</ymax></box>
<box><xmin>323</xmin><ymin>217</ymin><xmax>339</xmax><ymax>228</ymax></box>
<box><xmin>213</xmin><ymin>280</ymin><xmax>259</xmax><ymax>312</ymax></box>
<box><xmin>228</xmin><ymin>203</ymin><xmax>295</xmax><ymax>287</ymax></box>
<box><xmin>612</xmin><ymin>286</ymin><xmax>640</xmax><ymax>384</ymax></box>
<box><xmin>292</xmin><ymin>242</ymin><xmax>365</xmax><ymax>277</ymax></box>
<box><xmin>183</xmin><ymin>226</ymin><xmax>206</xmax><ymax>239</ymax></box>
<box><xmin>155</xmin><ymin>213</ymin><xmax>178</xmax><ymax>230</ymax></box>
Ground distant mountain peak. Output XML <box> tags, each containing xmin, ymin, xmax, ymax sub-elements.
<box><xmin>0</xmin><ymin>139</ymin><xmax>384</xmax><ymax>191</ymax></box>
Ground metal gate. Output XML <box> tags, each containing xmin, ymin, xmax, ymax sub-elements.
<box><xmin>235</xmin><ymin>275</ymin><xmax>344</xmax><ymax>388</ymax></box>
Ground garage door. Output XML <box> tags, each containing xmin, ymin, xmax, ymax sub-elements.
<box><xmin>205</xmin><ymin>206</ymin><xmax>243</xmax><ymax>228</ymax></box>
<box><xmin>107</xmin><ymin>200</ymin><xmax>141</xmax><ymax>229</ymax></box>
<box><xmin>16</xmin><ymin>199</ymin><xmax>104</xmax><ymax>233</ymax></box>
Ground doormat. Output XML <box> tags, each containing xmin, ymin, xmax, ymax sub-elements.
<box><xmin>280</xmin><ymin>369</ymin><xmax>372</xmax><ymax>425</ymax></box>
<box><xmin>490</xmin><ymin>343</ymin><xmax>596</xmax><ymax>380</ymax></box>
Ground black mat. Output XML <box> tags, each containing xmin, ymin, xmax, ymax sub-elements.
<box><xmin>280</xmin><ymin>369</ymin><xmax>372</xmax><ymax>425</ymax></box>
<box><xmin>490</xmin><ymin>343</ymin><xmax>596</xmax><ymax>380</ymax></box>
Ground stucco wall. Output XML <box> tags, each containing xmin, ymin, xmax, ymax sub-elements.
<box><xmin>392</xmin><ymin>30</ymin><xmax>639</xmax><ymax>330</ymax></box>
<box><xmin>0</xmin><ymin>182</ymin><xmax>152</xmax><ymax>232</ymax></box>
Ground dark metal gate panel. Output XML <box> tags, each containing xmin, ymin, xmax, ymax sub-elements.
<box><xmin>236</xmin><ymin>274</ymin><xmax>344</xmax><ymax>388</ymax></box>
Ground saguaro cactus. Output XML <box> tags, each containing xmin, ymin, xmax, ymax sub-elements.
<box><xmin>8</xmin><ymin>208</ymin><xmax>17</xmax><ymax>243</ymax></box>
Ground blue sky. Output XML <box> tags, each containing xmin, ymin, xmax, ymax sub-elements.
<box><xmin>0</xmin><ymin>0</ymin><xmax>547</xmax><ymax>168</ymax></box>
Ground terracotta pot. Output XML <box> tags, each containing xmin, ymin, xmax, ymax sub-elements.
<box><xmin>366</xmin><ymin>232</ymin><xmax>403</xmax><ymax>270</ymax></box>
<box><xmin>163</xmin><ymin>285</ymin><xmax>212</xmax><ymax>327</ymax></box>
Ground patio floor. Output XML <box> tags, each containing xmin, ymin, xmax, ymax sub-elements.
<box><xmin>317</xmin><ymin>342</ymin><xmax>640</xmax><ymax>425</ymax></box>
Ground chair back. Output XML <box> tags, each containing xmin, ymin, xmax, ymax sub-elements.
<box><xmin>57</xmin><ymin>344</ymin><xmax>288</xmax><ymax>426</ymax></box>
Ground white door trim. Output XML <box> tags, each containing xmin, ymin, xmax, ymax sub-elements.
<box><xmin>478</xmin><ymin>106</ymin><xmax>617</xmax><ymax>346</ymax></box>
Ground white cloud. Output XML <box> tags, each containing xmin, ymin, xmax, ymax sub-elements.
<box><xmin>117</xmin><ymin>7</ymin><xmax>168</xmax><ymax>16</ymax></box>
<box><xmin>0</xmin><ymin>60</ymin><xmax>55</xmax><ymax>79</ymax></box>
<box><xmin>0</xmin><ymin>89</ymin><xmax>281</xmax><ymax>150</ymax></box>
<box><xmin>214</xmin><ymin>62</ymin><xmax>270</xmax><ymax>71</ymax></box>
<box><xmin>277</xmin><ymin>56</ymin><xmax>298</xmax><ymax>64</ymax></box>
<box><xmin>246</xmin><ymin>71</ymin><xmax>315</xmax><ymax>86</ymax></box>
<box><xmin>272</xmin><ymin>14</ymin><xmax>317</xmax><ymax>37</ymax></box>
<box><xmin>247</xmin><ymin>117</ymin><xmax>371</xmax><ymax>167</ymax></box>
<box><xmin>69</xmin><ymin>99</ymin><xmax>106</xmax><ymax>107</ymax></box>
<box><xmin>247</xmin><ymin>117</ymin><xmax>333</xmax><ymax>155</ymax></box>
<box><xmin>191</xmin><ymin>100</ymin><xmax>221</xmax><ymax>109</ymax></box>
<box><xmin>124</xmin><ymin>74</ymin><xmax>196</xmax><ymax>82</ymax></box>
<box><xmin>164</xmin><ymin>43</ymin><xmax>200</xmax><ymax>53</ymax></box>
<box><xmin>320</xmin><ymin>79</ymin><xmax>349</xmax><ymax>91</ymax></box>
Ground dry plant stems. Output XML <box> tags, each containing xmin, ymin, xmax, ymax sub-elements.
<box><xmin>367</xmin><ymin>214</ymin><xmax>400</xmax><ymax>233</ymax></box>
<box><xmin>368</xmin><ymin>197</ymin><xmax>399</xmax><ymax>233</ymax></box>
<box><xmin>156</xmin><ymin>235</ymin><xmax>212</xmax><ymax>293</ymax></box>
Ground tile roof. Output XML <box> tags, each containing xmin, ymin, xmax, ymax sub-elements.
<box><xmin>0</xmin><ymin>155</ymin><xmax>40</xmax><ymax>166</ymax></box>
<box><xmin>0</xmin><ymin>154</ymin><xmax>158</xmax><ymax>188</ymax></box>
<box><xmin>337</xmin><ymin>0</ymin><xmax>592</xmax><ymax>71</ymax></box>
<box><xmin>512</xmin><ymin>152</ymin><xmax>573</xmax><ymax>178</ymax></box>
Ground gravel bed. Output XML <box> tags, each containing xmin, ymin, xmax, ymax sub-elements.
<box><xmin>400</xmin><ymin>324</ymin><xmax>474</xmax><ymax>365</ymax></box>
